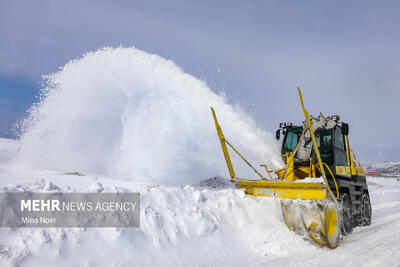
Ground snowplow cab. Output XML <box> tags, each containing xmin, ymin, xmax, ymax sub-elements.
<box><xmin>277</xmin><ymin>115</ymin><xmax>365</xmax><ymax>178</ymax></box>
<box><xmin>276</xmin><ymin>114</ymin><xmax>371</xmax><ymax>231</ymax></box>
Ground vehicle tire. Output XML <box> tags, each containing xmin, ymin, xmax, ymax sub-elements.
<box><xmin>361</xmin><ymin>193</ymin><xmax>372</xmax><ymax>226</ymax></box>
<box><xmin>339</xmin><ymin>193</ymin><xmax>353</xmax><ymax>235</ymax></box>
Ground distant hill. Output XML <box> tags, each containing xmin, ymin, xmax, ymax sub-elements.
<box><xmin>365</xmin><ymin>162</ymin><xmax>400</xmax><ymax>176</ymax></box>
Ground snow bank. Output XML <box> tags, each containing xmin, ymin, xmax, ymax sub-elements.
<box><xmin>0</xmin><ymin>179</ymin><xmax>309</xmax><ymax>267</ymax></box>
<box><xmin>16</xmin><ymin>47</ymin><xmax>282</xmax><ymax>185</ymax></box>
<box><xmin>2</xmin><ymin>140</ymin><xmax>400</xmax><ymax>266</ymax></box>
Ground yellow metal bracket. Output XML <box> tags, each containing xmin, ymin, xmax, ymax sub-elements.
<box><xmin>211</xmin><ymin>107</ymin><xmax>236</xmax><ymax>181</ymax></box>
<box><xmin>211</xmin><ymin>107</ymin><xmax>267</xmax><ymax>181</ymax></box>
<box><xmin>297</xmin><ymin>88</ymin><xmax>339</xmax><ymax>201</ymax></box>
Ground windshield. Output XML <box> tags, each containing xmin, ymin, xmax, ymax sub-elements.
<box><xmin>282</xmin><ymin>127</ymin><xmax>334</xmax><ymax>165</ymax></box>
<box><xmin>282</xmin><ymin>127</ymin><xmax>303</xmax><ymax>154</ymax></box>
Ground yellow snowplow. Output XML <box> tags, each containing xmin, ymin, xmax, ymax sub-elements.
<box><xmin>211</xmin><ymin>88</ymin><xmax>345</xmax><ymax>248</ymax></box>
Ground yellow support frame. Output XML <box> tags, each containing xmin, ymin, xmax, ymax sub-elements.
<box><xmin>210</xmin><ymin>88</ymin><xmax>337</xmax><ymax>201</ymax></box>
<box><xmin>211</xmin><ymin>88</ymin><xmax>342</xmax><ymax>248</ymax></box>
<box><xmin>297</xmin><ymin>88</ymin><xmax>338</xmax><ymax>202</ymax></box>
<box><xmin>237</xmin><ymin>178</ymin><xmax>327</xmax><ymax>199</ymax></box>
<box><xmin>211</xmin><ymin>107</ymin><xmax>236</xmax><ymax>181</ymax></box>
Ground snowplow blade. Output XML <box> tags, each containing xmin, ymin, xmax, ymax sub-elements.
<box><xmin>237</xmin><ymin>179</ymin><xmax>340</xmax><ymax>248</ymax></box>
<box><xmin>281</xmin><ymin>199</ymin><xmax>340</xmax><ymax>248</ymax></box>
<box><xmin>236</xmin><ymin>179</ymin><xmax>327</xmax><ymax>200</ymax></box>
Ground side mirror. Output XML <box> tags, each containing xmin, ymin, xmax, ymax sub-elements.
<box><xmin>275</xmin><ymin>129</ymin><xmax>281</xmax><ymax>140</ymax></box>
<box><xmin>341</xmin><ymin>123</ymin><xmax>349</xmax><ymax>135</ymax></box>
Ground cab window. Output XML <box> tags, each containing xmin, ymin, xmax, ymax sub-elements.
<box><xmin>282</xmin><ymin>127</ymin><xmax>302</xmax><ymax>154</ymax></box>
<box><xmin>315</xmin><ymin>129</ymin><xmax>333</xmax><ymax>165</ymax></box>
<box><xmin>334</xmin><ymin>126</ymin><xmax>348</xmax><ymax>166</ymax></box>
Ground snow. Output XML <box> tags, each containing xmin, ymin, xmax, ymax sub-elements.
<box><xmin>15</xmin><ymin>47</ymin><xmax>283</xmax><ymax>185</ymax></box>
<box><xmin>293</xmin><ymin>177</ymin><xmax>324</xmax><ymax>183</ymax></box>
<box><xmin>1</xmin><ymin>48</ymin><xmax>399</xmax><ymax>266</ymax></box>
<box><xmin>1</xmin><ymin>138</ymin><xmax>400</xmax><ymax>266</ymax></box>
<box><xmin>0</xmin><ymin>138</ymin><xmax>305</xmax><ymax>266</ymax></box>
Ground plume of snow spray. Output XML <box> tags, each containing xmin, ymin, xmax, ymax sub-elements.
<box><xmin>17</xmin><ymin>47</ymin><xmax>282</xmax><ymax>184</ymax></box>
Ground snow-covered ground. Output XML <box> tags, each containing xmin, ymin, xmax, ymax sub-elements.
<box><xmin>1</xmin><ymin>138</ymin><xmax>400</xmax><ymax>267</ymax></box>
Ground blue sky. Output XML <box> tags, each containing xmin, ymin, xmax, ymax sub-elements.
<box><xmin>1</xmin><ymin>0</ymin><xmax>399</xmax><ymax>162</ymax></box>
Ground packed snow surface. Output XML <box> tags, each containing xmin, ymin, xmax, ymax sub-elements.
<box><xmin>1</xmin><ymin>138</ymin><xmax>400</xmax><ymax>266</ymax></box>
<box><xmin>15</xmin><ymin>47</ymin><xmax>282</xmax><ymax>185</ymax></box>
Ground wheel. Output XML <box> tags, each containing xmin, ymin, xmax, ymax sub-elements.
<box><xmin>339</xmin><ymin>193</ymin><xmax>353</xmax><ymax>235</ymax></box>
<box><xmin>361</xmin><ymin>193</ymin><xmax>372</xmax><ymax>226</ymax></box>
